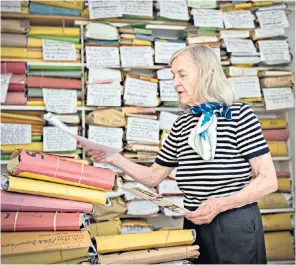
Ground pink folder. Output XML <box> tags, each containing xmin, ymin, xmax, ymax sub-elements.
<box><xmin>27</xmin><ymin>76</ymin><xmax>81</xmax><ymax>89</ymax></box>
<box><xmin>1</xmin><ymin>62</ymin><xmax>26</xmax><ymax>74</ymax></box>
<box><xmin>263</xmin><ymin>129</ymin><xmax>289</xmax><ymax>141</ymax></box>
<box><xmin>1</xmin><ymin>92</ymin><xmax>27</xmax><ymax>105</ymax></box>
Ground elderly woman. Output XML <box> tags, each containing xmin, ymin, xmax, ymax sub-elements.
<box><xmin>88</xmin><ymin>45</ymin><xmax>278</xmax><ymax>264</ymax></box>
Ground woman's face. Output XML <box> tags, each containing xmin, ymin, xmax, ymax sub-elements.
<box><xmin>171</xmin><ymin>52</ymin><xmax>200</xmax><ymax>106</ymax></box>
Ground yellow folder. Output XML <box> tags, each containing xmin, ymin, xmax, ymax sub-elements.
<box><xmin>2</xmin><ymin>175</ymin><xmax>107</xmax><ymax>204</ymax></box>
<box><xmin>264</xmin><ymin>232</ymin><xmax>295</xmax><ymax>261</ymax></box>
<box><xmin>95</xmin><ymin>230</ymin><xmax>196</xmax><ymax>254</ymax></box>
<box><xmin>89</xmin><ymin>219</ymin><xmax>121</xmax><ymax>237</ymax></box>
<box><xmin>259</xmin><ymin>119</ymin><xmax>287</xmax><ymax>129</ymax></box>
<box><xmin>258</xmin><ymin>193</ymin><xmax>290</xmax><ymax>209</ymax></box>
<box><xmin>27</xmin><ymin>101</ymin><xmax>82</xmax><ymax>107</ymax></box>
<box><xmin>277</xmin><ymin>178</ymin><xmax>291</xmax><ymax>191</ymax></box>
<box><xmin>1</xmin><ymin>47</ymin><xmax>43</xmax><ymax>59</ymax></box>
<box><xmin>31</xmin><ymin>0</ymin><xmax>85</xmax><ymax>10</ymax></box>
<box><xmin>1</xmin><ymin>142</ymin><xmax>43</xmax><ymax>154</ymax></box>
<box><xmin>29</xmin><ymin>26</ymin><xmax>80</xmax><ymax>37</ymax></box>
<box><xmin>262</xmin><ymin>213</ymin><xmax>293</xmax><ymax>232</ymax></box>
<box><xmin>1</xmin><ymin>113</ymin><xmax>45</xmax><ymax>124</ymax></box>
<box><xmin>267</xmin><ymin>141</ymin><xmax>288</xmax><ymax>156</ymax></box>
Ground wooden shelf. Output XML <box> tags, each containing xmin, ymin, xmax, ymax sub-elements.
<box><xmin>268</xmin><ymin>261</ymin><xmax>295</xmax><ymax>264</ymax></box>
<box><xmin>0</xmin><ymin>161</ymin><xmax>9</xmax><ymax>165</ymax></box>
<box><xmin>0</xmin><ymin>106</ymin><xmax>85</xmax><ymax>111</ymax></box>
<box><xmin>260</xmin><ymin>208</ymin><xmax>294</xmax><ymax>214</ymax></box>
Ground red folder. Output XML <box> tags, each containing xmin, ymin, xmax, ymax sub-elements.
<box><xmin>276</xmin><ymin>172</ymin><xmax>290</xmax><ymax>178</ymax></box>
<box><xmin>1</xmin><ymin>62</ymin><xmax>26</xmax><ymax>74</ymax></box>
<box><xmin>8</xmin><ymin>84</ymin><xmax>26</xmax><ymax>91</ymax></box>
<box><xmin>9</xmin><ymin>149</ymin><xmax>115</xmax><ymax>191</ymax></box>
<box><xmin>9</xmin><ymin>74</ymin><xmax>26</xmax><ymax>84</ymax></box>
<box><xmin>27</xmin><ymin>76</ymin><xmax>81</xmax><ymax>89</ymax></box>
<box><xmin>263</xmin><ymin>129</ymin><xmax>289</xmax><ymax>141</ymax></box>
<box><xmin>1</xmin><ymin>190</ymin><xmax>93</xmax><ymax>212</ymax></box>
<box><xmin>1</xmin><ymin>212</ymin><xmax>86</xmax><ymax>231</ymax></box>
<box><xmin>1</xmin><ymin>92</ymin><xmax>27</xmax><ymax>105</ymax></box>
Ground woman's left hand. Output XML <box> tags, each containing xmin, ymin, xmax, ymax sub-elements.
<box><xmin>185</xmin><ymin>197</ymin><xmax>223</xmax><ymax>225</ymax></box>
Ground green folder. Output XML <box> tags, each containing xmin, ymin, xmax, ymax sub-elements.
<box><xmin>27</xmin><ymin>70</ymin><xmax>82</xmax><ymax>78</ymax></box>
<box><xmin>27</xmin><ymin>88</ymin><xmax>83</xmax><ymax>99</ymax></box>
<box><xmin>28</xmin><ymin>65</ymin><xmax>82</xmax><ymax>71</ymax></box>
<box><xmin>28</xmin><ymin>35</ymin><xmax>80</xmax><ymax>44</ymax></box>
<box><xmin>32</xmin><ymin>136</ymin><xmax>42</xmax><ymax>142</ymax></box>
<box><xmin>0</xmin><ymin>154</ymin><xmax>11</xmax><ymax>161</ymax></box>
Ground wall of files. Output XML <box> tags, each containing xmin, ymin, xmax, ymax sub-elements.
<box><xmin>0</xmin><ymin>0</ymin><xmax>295</xmax><ymax>264</ymax></box>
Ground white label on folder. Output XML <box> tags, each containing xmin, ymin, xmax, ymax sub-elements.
<box><xmin>43</xmin><ymin>126</ymin><xmax>77</xmax><ymax>152</ymax></box>
<box><xmin>159</xmin><ymin>112</ymin><xmax>179</xmax><ymax>130</ymax></box>
<box><xmin>87</xmin><ymin>83</ymin><xmax>121</xmax><ymax>106</ymax></box>
<box><xmin>0</xmin><ymin>124</ymin><xmax>31</xmax><ymax>145</ymax></box>
<box><xmin>88</xmin><ymin>0</ymin><xmax>122</xmax><ymax>19</ymax></box>
<box><xmin>126</xmin><ymin>117</ymin><xmax>159</xmax><ymax>143</ymax></box>
<box><xmin>229</xmin><ymin>67</ymin><xmax>258</xmax><ymax>77</ymax></box>
<box><xmin>224</xmin><ymin>39</ymin><xmax>256</xmax><ymax>54</ymax></box>
<box><xmin>124</xmin><ymin>77</ymin><xmax>158</xmax><ymax>107</ymax></box>
<box><xmin>188</xmin><ymin>0</ymin><xmax>216</xmax><ymax>8</ymax></box>
<box><xmin>93</xmin><ymin>162</ymin><xmax>122</xmax><ymax>173</ymax></box>
<box><xmin>229</xmin><ymin>76</ymin><xmax>261</xmax><ymax>98</ymax></box>
<box><xmin>121</xmin><ymin>0</ymin><xmax>153</xmax><ymax>17</ymax></box>
<box><xmin>256</xmin><ymin>10</ymin><xmax>289</xmax><ymax>29</ymax></box>
<box><xmin>258</xmin><ymin>40</ymin><xmax>290</xmax><ymax>63</ymax></box>
<box><xmin>1</xmin><ymin>73</ymin><xmax>12</xmax><ymax>103</ymax></box>
<box><xmin>223</xmin><ymin>11</ymin><xmax>255</xmax><ymax>29</ymax></box>
<box><xmin>88</xmin><ymin>126</ymin><xmax>123</xmax><ymax>149</ymax></box>
<box><xmin>120</xmin><ymin>46</ymin><xmax>153</xmax><ymax>67</ymax></box>
<box><xmin>155</xmin><ymin>41</ymin><xmax>186</xmax><ymax>64</ymax></box>
<box><xmin>1</xmin><ymin>0</ymin><xmax>21</xmax><ymax>12</ymax></box>
<box><xmin>157</xmin><ymin>68</ymin><xmax>173</xmax><ymax>80</ymax></box>
<box><xmin>263</xmin><ymin>87</ymin><xmax>295</xmax><ymax>110</ymax></box>
<box><xmin>88</xmin><ymin>68</ymin><xmax>122</xmax><ymax>84</ymax></box>
<box><xmin>192</xmin><ymin>9</ymin><xmax>223</xmax><ymax>28</ymax></box>
<box><xmin>160</xmin><ymin>80</ymin><xmax>179</xmax><ymax>102</ymax></box>
<box><xmin>254</xmin><ymin>28</ymin><xmax>285</xmax><ymax>39</ymax></box>
<box><xmin>159</xmin><ymin>0</ymin><xmax>189</xmax><ymax>21</ymax></box>
<box><xmin>86</xmin><ymin>47</ymin><xmax>120</xmax><ymax>68</ymax></box>
<box><xmin>42</xmin><ymin>40</ymin><xmax>76</xmax><ymax>61</ymax></box>
<box><xmin>43</xmin><ymin>89</ymin><xmax>77</xmax><ymax>114</ymax></box>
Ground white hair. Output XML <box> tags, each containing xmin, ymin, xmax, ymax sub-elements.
<box><xmin>169</xmin><ymin>44</ymin><xmax>237</xmax><ymax>108</ymax></box>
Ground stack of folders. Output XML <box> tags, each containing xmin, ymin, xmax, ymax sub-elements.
<box><xmin>1</xmin><ymin>149</ymin><xmax>117</xmax><ymax>264</ymax></box>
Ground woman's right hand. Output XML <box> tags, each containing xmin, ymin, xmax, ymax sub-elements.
<box><xmin>86</xmin><ymin>149</ymin><xmax>109</xmax><ymax>164</ymax></box>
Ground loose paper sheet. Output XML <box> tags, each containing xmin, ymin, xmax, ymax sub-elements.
<box><xmin>93</xmin><ymin>162</ymin><xmax>122</xmax><ymax>173</ymax></box>
<box><xmin>254</xmin><ymin>28</ymin><xmax>285</xmax><ymax>39</ymax></box>
<box><xmin>256</xmin><ymin>10</ymin><xmax>289</xmax><ymax>29</ymax></box>
<box><xmin>120</xmin><ymin>46</ymin><xmax>153</xmax><ymax>67</ymax></box>
<box><xmin>1</xmin><ymin>73</ymin><xmax>12</xmax><ymax>103</ymax></box>
<box><xmin>230</xmin><ymin>56</ymin><xmax>261</xmax><ymax>64</ymax></box>
<box><xmin>159</xmin><ymin>80</ymin><xmax>179</xmax><ymax>102</ymax></box>
<box><xmin>121</xmin><ymin>0</ymin><xmax>153</xmax><ymax>17</ymax></box>
<box><xmin>88</xmin><ymin>0</ymin><xmax>122</xmax><ymax>19</ymax></box>
<box><xmin>124</xmin><ymin>77</ymin><xmax>158</xmax><ymax>107</ymax></box>
<box><xmin>43</xmin><ymin>89</ymin><xmax>77</xmax><ymax>114</ymax></box>
<box><xmin>258</xmin><ymin>3</ymin><xmax>287</xmax><ymax>11</ymax></box>
<box><xmin>229</xmin><ymin>67</ymin><xmax>258</xmax><ymax>77</ymax></box>
<box><xmin>263</xmin><ymin>87</ymin><xmax>295</xmax><ymax>110</ymax></box>
<box><xmin>42</xmin><ymin>40</ymin><xmax>76</xmax><ymax>61</ymax></box>
<box><xmin>126</xmin><ymin>117</ymin><xmax>159</xmax><ymax>143</ymax></box>
<box><xmin>159</xmin><ymin>0</ymin><xmax>189</xmax><ymax>21</ymax></box>
<box><xmin>155</xmin><ymin>41</ymin><xmax>186</xmax><ymax>64</ymax></box>
<box><xmin>0</xmin><ymin>124</ymin><xmax>31</xmax><ymax>145</ymax></box>
<box><xmin>188</xmin><ymin>0</ymin><xmax>216</xmax><ymax>8</ymax></box>
<box><xmin>159</xmin><ymin>112</ymin><xmax>179</xmax><ymax>130</ymax></box>
<box><xmin>163</xmin><ymin>196</ymin><xmax>184</xmax><ymax>217</ymax></box>
<box><xmin>1</xmin><ymin>0</ymin><xmax>21</xmax><ymax>12</ymax></box>
<box><xmin>258</xmin><ymin>40</ymin><xmax>290</xmax><ymax>63</ymax></box>
<box><xmin>223</xmin><ymin>11</ymin><xmax>255</xmax><ymax>29</ymax></box>
<box><xmin>86</xmin><ymin>47</ymin><xmax>120</xmax><ymax>68</ymax></box>
<box><xmin>224</xmin><ymin>39</ymin><xmax>256</xmax><ymax>54</ymax></box>
<box><xmin>88</xmin><ymin>126</ymin><xmax>123</xmax><ymax>149</ymax></box>
<box><xmin>43</xmin><ymin>126</ymin><xmax>77</xmax><ymax>152</ymax></box>
<box><xmin>157</xmin><ymin>68</ymin><xmax>173</xmax><ymax>80</ymax></box>
<box><xmin>88</xmin><ymin>68</ymin><xmax>122</xmax><ymax>84</ymax></box>
<box><xmin>220</xmin><ymin>30</ymin><xmax>250</xmax><ymax>39</ymax></box>
<box><xmin>87</xmin><ymin>83</ymin><xmax>121</xmax><ymax>106</ymax></box>
<box><xmin>43</xmin><ymin>113</ymin><xmax>121</xmax><ymax>161</ymax></box>
<box><xmin>192</xmin><ymin>9</ymin><xmax>223</xmax><ymax>28</ymax></box>
<box><xmin>229</xmin><ymin>76</ymin><xmax>261</xmax><ymax>98</ymax></box>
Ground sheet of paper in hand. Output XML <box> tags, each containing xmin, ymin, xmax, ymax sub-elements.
<box><xmin>121</xmin><ymin>183</ymin><xmax>189</xmax><ymax>215</ymax></box>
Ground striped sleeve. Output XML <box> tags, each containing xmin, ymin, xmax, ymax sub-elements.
<box><xmin>154</xmin><ymin>117</ymin><xmax>182</xmax><ymax>167</ymax></box>
<box><xmin>236</xmin><ymin>103</ymin><xmax>270</xmax><ymax>160</ymax></box>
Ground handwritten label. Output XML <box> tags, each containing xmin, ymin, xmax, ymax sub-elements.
<box><xmin>229</xmin><ymin>67</ymin><xmax>258</xmax><ymax>77</ymax></box>
<box><xmin>155</xmin><ymin>41</ymin><xmax>186</xmax><ymax>64</ymax></box>
<box><xmin>121</xmin><ymin>0</ymin><xmax>153</xmax><ymax>17</ymax></box>
<box><xmin>124</xmin><ymin>77</ymin><xmax>158</xmax><ymax>107</ymax></box>
<box><xmin>224</xmin><ymin>39</ymin><xmax>256</xmax><ymax>54</ymax></box>
<box><xmin>192</xmin><ymin>9</ymin><xmax>223</xmax><ymax>28</ymax></box>
<box><xmin>254</xmin><ymin>28</ymin><xmax>285</xmax><ymax>39</ymax></box>
<box><xmin>159</xmin><ymin>0</ymin><xmax>189</xmax><ymax>21</ymax></box>
<box><xmin>223</xmin><ymin>11</ymin><xmax>255</xmax><ymax>29</ymax></box>
<box><xmin>220</xmin><ymin>30</ymin><xmax>250</xmax><ymax>39</ymax></box>
<box><xmin>42</xmin><ymin>40</ymin><xmax>76</xmax><ymax>61</ymax></box>
<box><xmin>160</xmin><ymin>80</ymin><xmax>178</xmax><ymax>102</ymax></box>
<box><xmin>86</xmin><ymin>47</ymin><xmax>120</xmax><ymax>68</ymax></box>
<box><xmin>43</xmin><ymin>89</ymin><xmax>77</xmax><ymax>114</ymax></box>
<box><xmin>126</xmin><ymin>117</ymin><xmax>159</xmax><ymax>143</ymax></box>
<box><xmin>88</xmin><ymin>126</ymin><xmax>123</xmax><ymax>149</ymax></box>
<box><xmin>263</xmin><ymin>87</ymin><xmax>295</xmax><ymax>110</ymax></box>
<box><xmin>88</xmin><ymin>0</ymin><xmax>122</xmax><ymax>19</ymax></box>
<box><xmin>230</xmin><ymin>56</ymin><xmax>261</xmax><ymax>65</ymax></box>
<box><xmin>87</xmin><ymin>83</ymin><xmax>121</xmax><ymax>106</ymax></box>
<box><xmin>88</xmin><ymin>68</ymin><xmax>122</xmax><ymax>84</ymax></box>
<box><xmin>188</xmin><ymin>0</ymin><xmax>216</xmax><ymax>8</ymax></box>
<box><xmin>43</xmin><ymin>126</ymin><xmax>77</xmax><ymax>152</ymax></box>
<box><xmin>229</xmin><ymin>76</ymin><xmax>261</xmax><ymax>98</ymax></box>
<box><xmin>1</xmin><ymin>73</ymin><xmax>12</xmax><ymax>103</ymax></box>
<box><xmin>120</xmin><ymin>46</ymin><xmax>153</xmax><ymax>67</ymax></box>
<box><xmin>258</xmin><ymin>3</ymin><xmax>287</xmax><ymax>11</ymax></box>
<box><xmin>159</xmin><ymin>112</ymin><xmax>179</xmax><ymax>130</ymax></box>
<box><xmin>258</xmin><ymin>40</ymin><xmax>290</xmax><ymax>63</ymax></box>
<box><xmin>256</xmin><ymin>10</ymin><xmax>289</xmax><ymax>29</ymax></box>
<box><xmin>157</xmin><ymin>68</ymin><xmax>173</xmax><ymax>80</ymax></box>
<box><xmin>93</xmin><ymin>162</ymin><xmax>122</xmax><ymax>173</ymax></box>
<box><xmin>1</xmin><ymin>0</ymin><xmax>21</xmax><ymax>12</ymax></box>
<box><xmin>0</xmin><ymin>124</ymin><xmax>31</xmax><ymax>145</ymax></box>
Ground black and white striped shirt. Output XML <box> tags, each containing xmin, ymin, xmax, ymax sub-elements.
<box><xmin>155</xmin><ymin>102</ymin><xmax>270</xmax><ymax>208</ymax></box>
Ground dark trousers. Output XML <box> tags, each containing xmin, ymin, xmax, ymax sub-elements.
<box><xmin>184</xmin><ymin>203</ymin><xmax>267</xmax><ymax>264</ymax></box>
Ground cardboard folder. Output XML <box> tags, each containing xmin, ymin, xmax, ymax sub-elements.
<box><xmin>277</xmin><ymin>178</ymin><xmax>291</xmax><ymax>191</ymax></box>
<box><xmin>8</xmin><ymin>149</ymin><xmax>115</xmax><ymax>191</ymax></box>
<box><xmin>258</xmin><ymin>193</ymin><xmax>291</xmax><ymax>209</ymax></box>
<box><xmin>95</xmin><ymin>230</ymin><xmax>196</xmax><ymax>254</ymax></box>
<box><xmin>89</xmin><ymin>219</ymin><xmax>121</xmax><ymax>237</ymax></box>
<box><xmin>86</xmin><ymin>109</ymin><xmax>126</xmax><ymax>127</ymax></box>
<box><xmin>262</xmin><ymin>212</ymin><xmax>293</xmax><ymax>232</ymax></box>
<box><xmin>98</xmin><ymin>245</ymin><xmax>200</xmax><ymax>264</ymax></box>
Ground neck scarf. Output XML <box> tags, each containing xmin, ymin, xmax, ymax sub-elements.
<box><xmin>188</xmin><ymin>102</ymin><xmax>232</xmax><ymax>160</ymax></box>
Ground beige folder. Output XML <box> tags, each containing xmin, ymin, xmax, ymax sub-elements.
<box><xmin>258</xmin><ymin>193</ymin><xmax>291</xmax><ymax>209</ymax></box>
<box><xmin>262</xmin><ymin>212</ymin><xmax>293</xmax><ymax>232</ymax></box>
